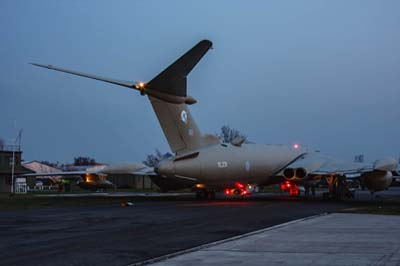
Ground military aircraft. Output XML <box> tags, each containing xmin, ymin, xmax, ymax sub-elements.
<box><xmin>31</xmin><ymin>39</ymin><xmax>397</xmax><ymax>199</ymax></box>
<box><xmin>21</xmin><ymin>163</ymin><xmax>149</xmax><ymax>191</ymax></box>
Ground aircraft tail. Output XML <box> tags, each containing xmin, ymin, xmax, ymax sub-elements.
<box><xmin>30</xmin><ymin>39</ymin><xmax>219</xmax><ymax>155</ymax></box>
<box><xmin>147</xmin><ymin>40</ymin><xmax>219</xmax><ymax>154</ymax></box>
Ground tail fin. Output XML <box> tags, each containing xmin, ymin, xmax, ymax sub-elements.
<box><xmin>147</xmin><ymin>40</ymin><xmax>212</xmax><ymax>97</ymax></box>
<box><xmin>148</xmin><ymin>40</ymin><xmax>219</xmax><ymax>154</ymax></box>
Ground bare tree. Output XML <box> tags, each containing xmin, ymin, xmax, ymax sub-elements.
<box><xmin>354</xmin><ymin>154</ymin><xmax>364</xmax><ymax>163</ymax></box>
<box><xmin>219</xmin><ymin>125</ymin><xmax>247</xmax><ymax>144</ymax></box>
<box><xmin>0</xmin><ymin>138</ymin><xmax>4</xmax><ymax>150</ymax></box>
<box><xmin>73</xmin><ymin>156</ymin><xmax>97</xmax><ymax>166</ymax></box>
<box><xmin>143</xmin><ymin>149</ymin><xmax>172</xmax><ymax>167</ymax></box>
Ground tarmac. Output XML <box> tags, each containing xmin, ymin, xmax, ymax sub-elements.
<box><xmin>140</xmin><ymin>213</ymin><xmax>400</xmax><ymax>266</ymax></box>
<box><xmin>1</xmin><ymin>188</ymin><xmax>400</xmax><ymax>266</ymax></box>
<box><xmin>0</xmin><ymin>195</ymin><xmax>352</xmax><ymax>266</ymax></box>
<box><xmin>34</xmin><ymin>192</ymin><xmax>193</xmax><ymax>197</ymax></box>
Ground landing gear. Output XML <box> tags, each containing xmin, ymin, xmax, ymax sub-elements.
<box><xmin>304</xmin><ymin>183</ymin><xmax>316</xmax><ymax>197</ymax></box>
<box><xmin>324</xmin><ymin>175</ymin><xmax>354</xmax><ymax>200</ymax></box>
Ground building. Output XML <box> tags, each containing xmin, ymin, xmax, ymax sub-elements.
<box><xmin>106</xmin><ymin>173</ymin><xmax>157</xmax><ymax>190</ymax></box>
<box><xmin>22</xmin><ymin>161</ymin><xmax>63</xmax><ymax>188</ymax></box>
<box><xmin>0</xmin><ymin>145</ymin><xmax>33</xmax><ymax>193</ymax></box>
<box><xmin>22</xmin><ymin>162</ymin><xmax>157</xmax><ymax>190</ymax></box>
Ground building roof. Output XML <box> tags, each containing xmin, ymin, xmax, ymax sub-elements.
<box><xmin>0</xmin><ymin>165</ymin><xmax>34</xmax><ymax>175</ymax></box>
<box><xmin>22</xmin><ymin>161</ymin><xmax>62</xmax><ymax>173</ymax></box>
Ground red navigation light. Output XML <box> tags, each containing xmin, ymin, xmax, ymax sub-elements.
<box><xmin>224</xmin><ymin>189</ymin><xmax>230</xmax><ymax>195</ymax></box>
<box><xmin>293</xmin><ymin>144</ymin><xmax>299</xmax><ymax>149</ymax></box>
<box><xmin>281</xmin><ymin>181</ymin><xmax>295</xmax><ymax>193</ymax></box>
<box><xmin>235</xmin><ymin>182</ymin><xmax>244</xmax><ymax>189</ymax></box>
<box><xmin>289</xmin><ymin>186</ymin><xmax>299</xmax><ymax>196</ymax></box>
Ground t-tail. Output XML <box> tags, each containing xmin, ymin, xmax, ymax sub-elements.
<box><xmin>31</xmin><ymin>39</ymin><xmax>220</xmax><ymax>155</ymax></box>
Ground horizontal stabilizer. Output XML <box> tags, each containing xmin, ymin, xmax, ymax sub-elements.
<box><xmin>30</xmin><ymin>63</ymin><xmax>139</xmax><ymax>89</ymax></box>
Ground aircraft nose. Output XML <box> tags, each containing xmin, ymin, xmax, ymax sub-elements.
<box><xmin>157</xmin><ymin>160</ymin><xmax>175</xmax><ymax>176</ymax></box>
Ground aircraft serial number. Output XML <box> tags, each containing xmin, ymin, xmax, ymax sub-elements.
<box><xmin>217</xmin><ymin>161</ymin><xmax>228</xmax><ymax>168</ymax></box>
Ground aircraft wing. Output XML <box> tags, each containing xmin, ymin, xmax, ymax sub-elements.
<box><xmin>20</xmin><ymin>163</ymin><xmax>156</xmax><ymax>178</ymax></box>
<box><xmin>279</xmin><ymin>152</ymin><xmax>397</xmax><ymax>178</ymax></box>
<box><xmin>99</xmin><ymin>163</ymin><xmax>157</xmax><ymax>176</ymax></box>
<box><xmin>20</xmin><ymin>171</ymin><xmax>98</xmax><ymax>179</ymax></box>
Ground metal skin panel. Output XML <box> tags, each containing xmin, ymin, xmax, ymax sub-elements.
<box><xmin>284</xmin><ymin>153</ymin><xmax>372</xmax><ymax>176</ymax></box>
<box><xmin>168</xmin><ymin>144</ymin><xmax>306</xmax><ymax>188</ymax></box>
<box><xmin>149</xmin><ymin>96</ymin><xmax>206</xmax><ymax>154</ymax></box>
<box><xmin>148</xmin><ymin>40</ymin><xmax>213</xmax><ymax>97</ymax></box>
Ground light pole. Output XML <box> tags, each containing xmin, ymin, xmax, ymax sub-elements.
<box><xmin>10</xmin><ymin>146</ymin><xmax>15</xmax><ymax>195</ymax></box>
<box><xmin>10</xmin><ymin>129</ymin><xmax>22</xmax><ymax>196</ymax></box>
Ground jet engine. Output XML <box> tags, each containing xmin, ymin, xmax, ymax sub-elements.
<box><xmin>283</xmin><ymin>167</ymin><xmax>308</xmax><ymax>181</ymax></box>
<box><xmin>361</xmin><ymin>170</ymin><xmax>393</xmax><ymax>192</ymax></box>
<box><xmin>361</xmin><ymin>158</ymin><xmax>397</xmax><ymax>192</ymax></box>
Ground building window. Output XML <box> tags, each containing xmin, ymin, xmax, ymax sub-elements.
<box><xmin>8</xmin><ymin>156</ymin><xmax>14</xmax><ymax>166</ymax></box>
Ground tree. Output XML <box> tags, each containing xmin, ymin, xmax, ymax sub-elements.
<box><xmin>73</xmin><ymin>156</ymin><xmax>97</xmax><ymax>166</ymax></box>
<box><xmin>218</xmin><ymin>125</ymin><xmax>247</xmax><ymax>144</ymax></box>
<box><xmin>0</xmin><ymin>138</ymin><xmax>4</xmax><ymax>150</ymax></box>
<box><xmin>143</xmin><ymin>149</ymin><xmax>173</xmax><ymax>167</ymax></box>
<box><xmin>354</xmin><ymin>154</ymin><xmax>364</xmax><ymax>163</ymax></box>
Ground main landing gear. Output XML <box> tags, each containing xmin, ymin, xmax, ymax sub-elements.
<box><xmin>323</xmin><ymin>175</ymin><xmax>355</xmax><ymax>200</ymax></box>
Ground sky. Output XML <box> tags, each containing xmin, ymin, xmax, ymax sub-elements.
<box><xmin>1</xmin><ymin>0</ymin><xmax>399</xmax><ymax>164</ymax></box>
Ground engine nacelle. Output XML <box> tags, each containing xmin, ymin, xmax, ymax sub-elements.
<box><xmin>295</xmin><ymin>168</ymin><xmax>307</xmax><ymax>179</ymax></box>
<box><xmin>362</xmin><ymin>171</ymin><xmax>393</xmax><ymax>192</ymax></box>
<box><xmin>283</xmin><ymin>168</ymin><xmax>295</xmax><ymax>179</ymax></box>
<box><xmin>283</xmin><ymin>167</ymin><xmax>308</xmax><ymax>180</ymax></box>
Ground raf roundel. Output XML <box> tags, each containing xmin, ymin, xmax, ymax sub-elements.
<box><xmin>181</xmin><ymin>110</ymin><xmax>188</xmax><ymax>124</ymax></box>
<box><xmin>245</xmin><ymin>161</ymin><xmax>251</xmax><ymax>172</ymax></box>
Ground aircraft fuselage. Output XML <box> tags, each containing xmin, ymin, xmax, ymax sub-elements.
<box><xmin>157</xmin><ymin>143</ymin><xmax>306</xmax><ymax>189</ymax></box>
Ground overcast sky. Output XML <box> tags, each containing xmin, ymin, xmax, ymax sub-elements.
<box><xmin>1</xmin><ymin>0</ymin><xmax>399</xmax><ymax>164</ymax></box>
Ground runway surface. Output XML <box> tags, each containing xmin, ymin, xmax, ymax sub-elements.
<box><xmin>0</xmin><ymin>189</ymin><xmax>399</xmax><ymax>266</ymax></box>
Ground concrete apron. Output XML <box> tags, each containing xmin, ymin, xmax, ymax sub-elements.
<box><xmin>130</xmin><ymin>213</ymin><xmax>400</xmax><ymax>266</ymax></box>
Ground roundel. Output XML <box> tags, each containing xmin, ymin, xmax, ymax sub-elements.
<box><xmin>181</xmin><ymin>110</ymin><xmax>188</xmax><ymax>124</ymax></box>
<box><xmin>245</xmin><ymin>161</ymin><xmax>251</xmax><ymax>172</ymax></box>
